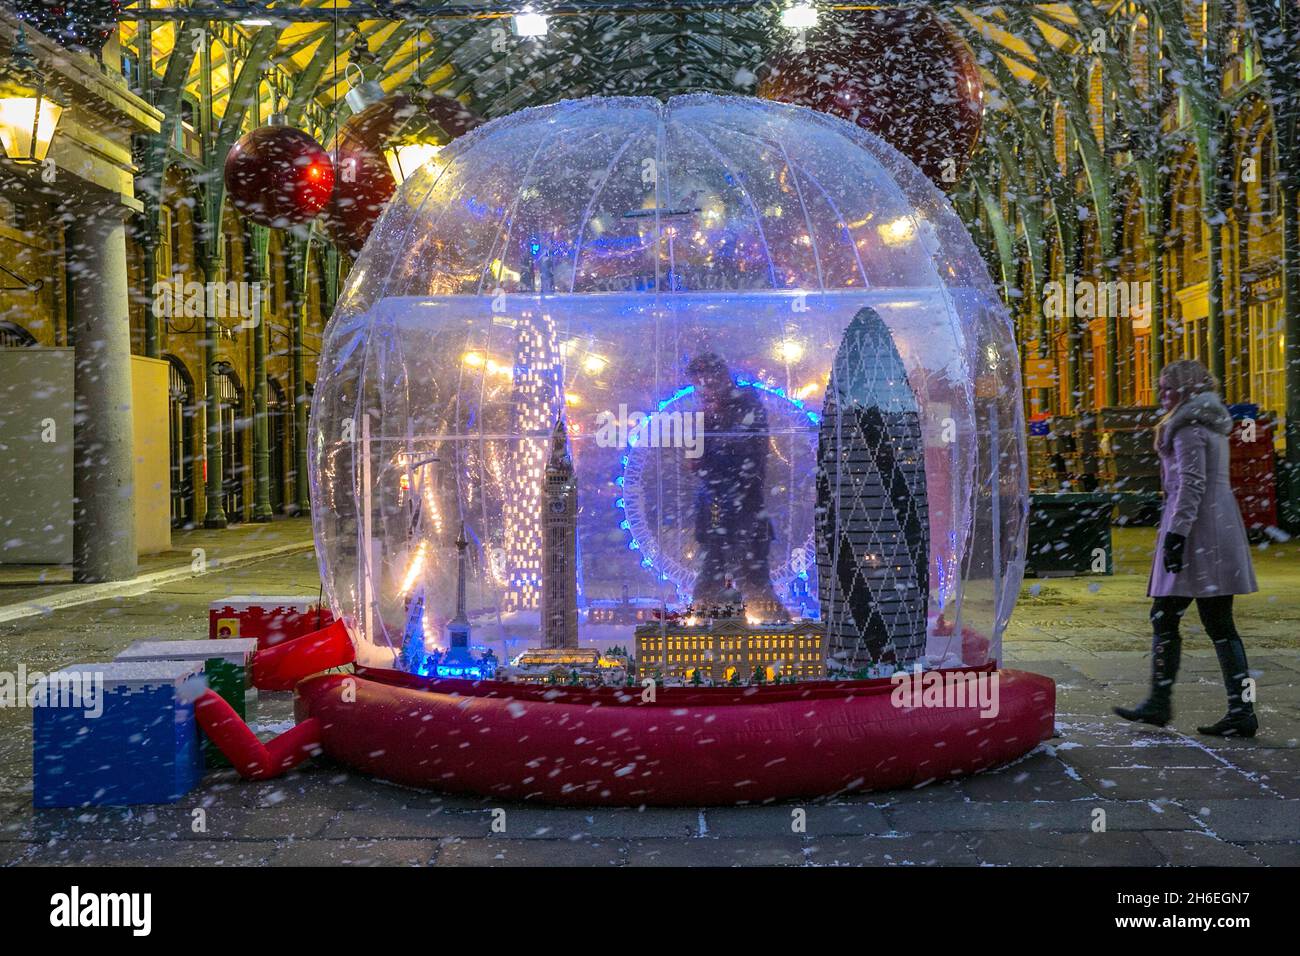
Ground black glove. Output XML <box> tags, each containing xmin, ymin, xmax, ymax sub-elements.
<box><xmin>1162</xmin><ymin>532</ymin><xmax>1186</xmax><ymax>575</ymax></box>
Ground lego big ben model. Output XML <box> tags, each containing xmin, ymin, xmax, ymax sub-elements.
<box><xmin>542</xmin><ymin>417</ymin><xmax>579</xmax><ymax>650</ymax></box>
<box><xmin>511</xmin><ymin>416</ymin><xmax>602</xmax><ymax>682</ymax></box>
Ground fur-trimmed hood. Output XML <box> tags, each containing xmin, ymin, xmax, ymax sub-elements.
<box><xmin>1155</xmin><ymin>391</ymin><xmax>1233</xmax><ymax>454</ymax></box>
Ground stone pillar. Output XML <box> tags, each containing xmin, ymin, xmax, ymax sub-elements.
<box><xmin>67</xmin><ymin>200</ymin><xmax>138</xmax><ymax>582</ymax></box>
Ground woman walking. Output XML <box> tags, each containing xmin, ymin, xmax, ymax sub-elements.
<box><xmin>1114</xmin><ymin>359</ymin><xmax>1259</xmax><ymax>737</ymax></box>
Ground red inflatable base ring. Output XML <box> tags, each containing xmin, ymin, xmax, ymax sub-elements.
<box><xmin>295</xmin><ymin>666</ymin><xmax>1056</xmax><ymax>806</ymax></box>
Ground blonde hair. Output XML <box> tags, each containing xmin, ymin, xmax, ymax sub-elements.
<box><xmin>1159</xmin><ymin>358</ymin><xmax>1219</xmax><ymax>407</ymax></box>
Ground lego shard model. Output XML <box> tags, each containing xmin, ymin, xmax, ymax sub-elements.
<box><xmin>816</xmin><ymin>306</ymin><xmax>930</xmax><ymax>669</ymax></box>
<box><xmin>502</xmin><ymin>312</ymin><xmax>563</xmax><ymax>612</ymax></box>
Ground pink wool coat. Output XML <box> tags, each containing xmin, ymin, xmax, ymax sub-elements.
<box><xmin>1148</xmin><ymin>392</ymin><xmax>1258</xmax><ymax>598</ymax></box>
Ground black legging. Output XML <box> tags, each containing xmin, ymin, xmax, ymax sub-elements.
<box><xmin>1150</xmin><ymin>595</ymin><xmax>1238</xmax><ymax>642</ymax></box>
<box><xmin>1150</xmin><ymin>595</ymin><xmax>1252</xmax><ymax>709</ymax></box>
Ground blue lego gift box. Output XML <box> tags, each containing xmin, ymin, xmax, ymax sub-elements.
<box><xmin>33</xmin><ymin>660</ymin><xmax>207</xmax><ymax>808</ymax></box>
<box><xmin>115</xmin><ymin>639</ymin><xmax>257</xmax><ymax>768</ymax></box>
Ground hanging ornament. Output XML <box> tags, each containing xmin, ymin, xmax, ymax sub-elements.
<box><xmin>759</xmin><ymin>7</ymin><xmax>983</xmax><ymax>189</ymax></box>
<box><xmin>323</xmin><ymin>80</ymin><xmax>483</xmax><ymax>258</ymax></box>
<box><xmin>224</xmin><ymin>115</ymin><xmax>335</xmax><ymax>228</ymax></box>
<box><xmin>13</xmin><ymin>1</ymin><xmax>123</xmax><ymax>55</ymax></box>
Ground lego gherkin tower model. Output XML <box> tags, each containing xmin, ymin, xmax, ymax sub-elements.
<box><xmin>815</xmin><ymin>306</ymin><xmax>930</xmax><ymax>670</ymax></box>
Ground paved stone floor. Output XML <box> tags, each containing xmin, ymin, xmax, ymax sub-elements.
<box><xmin>1</xmin><ymin>524</ymin><xmax>1297</xmax><ymax>866</ymax></box>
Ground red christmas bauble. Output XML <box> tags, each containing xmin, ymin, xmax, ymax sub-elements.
<box><xmin>322</xmin><ymin>122</ymin><xmax>394</xmax><ymax>260</ymax></box>
<box><xmin>759</xmin><ymin>7</ymin><xmax>983</xmax><ymax>189</ymax></box>
<box><xmin>224</xmin><ymin>124</ymin><xmax>335</xmax><ymax>228</ymax></box>
<box><xmin>323</xmin><ymin>92</ymin><xmax>483</xmax><ymax>258</ymax></box>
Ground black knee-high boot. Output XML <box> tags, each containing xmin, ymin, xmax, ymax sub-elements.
<box><xmin>1115</xmin><ymin>609</ymin><xmax>1181</xmax><ymax>727</ymax></box>
<box><xmin>1197</xmin><ymin>635</ymin><xmax>1258</xmax><ymax>737</ymax></box>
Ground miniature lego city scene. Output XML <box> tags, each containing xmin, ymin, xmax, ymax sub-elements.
<box><xmin>0</xmin><ymin>0</ymin><xmax>1297</xmax><ymax>879</ymax></box>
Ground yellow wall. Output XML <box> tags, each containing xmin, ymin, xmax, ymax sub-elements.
<box><xmin>131</xmin><ymin>355</ymin><xmax>172</xmax><ymax>555</ymax></box>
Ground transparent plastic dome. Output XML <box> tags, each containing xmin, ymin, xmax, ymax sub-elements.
<box><xmin>310</xmin><ymin>94</ymin><xmax>1026</xmax><ymax>675</ymax></box>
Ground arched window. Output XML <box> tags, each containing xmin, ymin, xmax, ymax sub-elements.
<box><xmin>165</xmin><ymin>356</ymin><xmax>197</xmax><ymax>527</ymax></box>
<box><xmin>0</xmin><ymin>321</ymin><xmax>37</xmax><ymax>347</ymax></box>
<box><xmin>213</xmin><ymin>361</ymin><xmax>247</xmax><ymax>520</ymax></box>
<box><xmin>1258</xmin><ymin>125</ymin><xmax>1277</xmax><ymax>220</ymax></box>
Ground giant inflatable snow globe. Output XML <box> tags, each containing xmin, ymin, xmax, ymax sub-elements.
<box><xmin>310</xmin><ymin>93</ymin><xmax>1027</xmax><ymax>682</ymax></box>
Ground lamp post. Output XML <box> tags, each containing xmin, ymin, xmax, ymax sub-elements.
<box><xmin>0</xmin><ymin>28</ymin><xmax>65</xmax><ymax>165</ymax></box>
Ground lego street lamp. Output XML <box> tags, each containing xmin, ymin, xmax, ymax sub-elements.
<box><xmin>0</xmin><ymin>28</ymin><xmax>65</xmax><ymax>166</ymax></box>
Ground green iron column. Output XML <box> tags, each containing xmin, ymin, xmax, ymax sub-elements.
<box><xmin>1147</xmin><ymin>32</ymin><xmax>1168</xmax><ymax>394</ymax></box>
<box><xmin>1148</xmin><ymin>221</ymin><xmax>1166</xmax><ymax>387</ymax></box>
<box><xmin>199</xmin><ymin>31</ymin><xmax>226</xmax><ymax>529</ymax></box>
<box><xmin>1283</xmin><ymin>180</ymin><xmax>1300</xmax><ymax>529</ymax></box>
<box><xmin>1242</xmin><ymin>0</ymin><xmax>1300</xmax><ymax>526</ymax></box>
<box><xmin>1280</xmin><ymin>8</ymin><xmax>1300</xmax><ymax>530</ymax></box>
<box><xmin>250</xmin><ymin>225</ymin><xmax>274</xmax><ymax>522</ymax></box>
<box><xmin>291</xmin><ymin>236</ymin><xmax>314</xmax><ymax>514</ymax></box>
<box><xmin>140</xmin><ymin>226</ymin><xmax>160</xmax><ymax>359</ymax></box>
<box><xmin>202</xmin><ymin>250</ymin><xmax>227</xmax><ymax>529</ymax></box>
<box><xmin>137</xmin><ymin>0</ymin><xmax>159</xmax><ymax>359</ymax></box>
<box><xmin>1207</xmin><ymin>204</ymin><xmax>1227</xmax><ymax>387</ymax></box>
<box><xmin>1206</xmin><ymin>1</ymin><xmax>1227</xmax><ymax>390</ymax></box>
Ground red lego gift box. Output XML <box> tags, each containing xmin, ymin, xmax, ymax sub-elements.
<box><xmin>209</xmin><ymin>596</ymin><xmax>336</xmax><ymax>652</ymax></box>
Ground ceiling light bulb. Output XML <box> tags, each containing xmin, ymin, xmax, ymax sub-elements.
<box><xmin>512</xmin><ymin>12</ymin><xmax>549</xmax><ymax>37</ymax></box>
<box><xmin>780</xmin><ymin>4</ymin><xmax>819</xmax><ymax>31</ymax></box>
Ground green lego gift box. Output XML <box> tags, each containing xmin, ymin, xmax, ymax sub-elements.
<box><xmin>115</xmin><ymin>639</ymin><xmax>257</xmax><ymax>767</ymax></box>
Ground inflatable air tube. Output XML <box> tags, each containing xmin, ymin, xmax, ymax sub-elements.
<box><xmin>295</xmin><ymin>666</ymin><xmax>1056</xmax><ymax>806</ymax></box>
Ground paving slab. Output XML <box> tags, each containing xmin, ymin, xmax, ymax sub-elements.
<box><xmin>20</xmin><ymin>840</ymin><xmax>274</xmax><ymax>867</ymax></box>
<box><xmin>1055</xmin><ymin>743</ymin><xmax>1223</xmax><ymax>770</ymax></box>
<box><xmin>1241</xmin><ymin>842</ymin><xmax>1300</xmax><ymax>865</ymax></box>
<box><xmin>6</xmin><ymin>804</ymin><xmax>344</xmax><ymax>843</ymax></box>
<box><xmin>626</xmin><ymin>836</ymin><xmax>807</xmax><ymax>866</ymax></box>
<box><xmin>321</xmin><ymin>807</ymin><xmax>500</xmax><ymax>840</ymax></box>
<box><xmin>703</xmin><ymin>803</ymin><xmax>891</xmax><ymax>838</ymax></box>
<box><xmin>1139</xmin><ymin>830</ymin><xmax>1262</xmax><ymax>867</ymax></box>
<box><xmin>805</xmin><ymin>832</ymin><xmax>980</xmax><ymax>866</ymax></box>
<box><xmin>0</xmin><ymin>842</ymin><xmax>33</xmax><ymax>866</ymax></box>
<box><xmin>885</xmin><ymin>800</ymin><xmax>1199</xmax><ymax>833</ymax></box>
<box><xmin>1183</xmin><ymin>799</ymin><xmax>1300</xmax><ymax>842</ymax></box>
<box><xmin>960</xmin><ymin>765</ymin><xmax>1101</xmax><ymax>801</ymax></box>
<box><xmin>1071</xmin><ymin>767</ymin><xmax>1272</xmax><ymax>801</ymax></box>
<box><xmin>270</xmin><ymin>839</ymin><xmax>438</xmax><ymax>867</ymax></box>
<box><xmin>433</xmin><ymin>837</ymin><xmax>626</xmax><ymax>867</ymax></box>
<box><xmin>968</xmin><ymin>831</ymin><xmax>1164</xmax><ymax>866</ymax></box>
<box><xmin>859</xmin><ymin>779</ymin><xmax>969</xmax><ymax>805</ymax></box>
